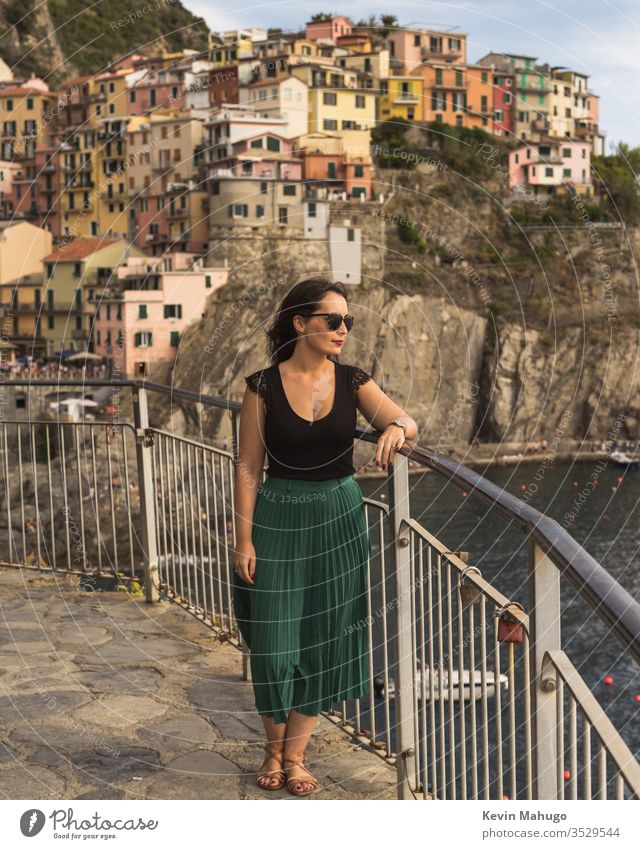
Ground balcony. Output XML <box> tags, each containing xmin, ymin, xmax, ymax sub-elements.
<box><xmin>393</xmin><ymin>93</ymin><xmax>420</xmax><ymax>104</ymax></box>
<box><xmin>152</xmin><ymin>163</ymin><xmax>174</xmax><ymax>175</ymax></box>
<box><xmin>167</xmin><ymin>207</ymin><xmax>188</xmax><ymax>219</ymax></box>
<box><xmin>0</xmin><ymin>377</ymin><xmax>638</xmax><ymax>801</ymax></box>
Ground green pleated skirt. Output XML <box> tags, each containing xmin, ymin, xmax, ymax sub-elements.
<box><xmin>232</xmin><ymin>473</ymin><xmax>371</xmax><ymax>725</ymax></box>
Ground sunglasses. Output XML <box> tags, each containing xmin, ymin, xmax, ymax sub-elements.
<box><xmin>305</xmin><ymin>312</ymin><xmax>355</xmax><ymax>331</ymax></box>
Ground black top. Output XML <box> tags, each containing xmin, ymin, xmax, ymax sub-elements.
<box><xmin>244</xmin><ymin>360</ymin><xmax>372</xmax><ymax>480</ymax></box>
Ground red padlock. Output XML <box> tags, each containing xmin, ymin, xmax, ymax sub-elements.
<box><xmin>496</xmin><ymin>602</ymin><xmax>525</xmax><ymax>643</ymax></box>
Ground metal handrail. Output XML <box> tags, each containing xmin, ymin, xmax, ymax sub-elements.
<box><xmin>4</xmin><ymin>378</ymin><xmax>640</xmax><ymax>664</ymax></box>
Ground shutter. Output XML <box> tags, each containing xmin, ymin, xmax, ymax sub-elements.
<box><xmin>177</xmin><ymin>304</ymin><xmax>182</xmax><ymax>318</ymax></box>
<box><xmin>134</xmin><ymin>332</ymin><xmax>140</xmax><ymax>347</ymax></box>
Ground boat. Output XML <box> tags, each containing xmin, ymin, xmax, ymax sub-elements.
<box><xmin>373</xmin><ymin>666</ymin><xmax>509</xmax><ymax>701</ymax></box>
<box><xmin>609</xmin><ymin>451</ymin><xmax>640</xmax><ymax>469</ymax></box>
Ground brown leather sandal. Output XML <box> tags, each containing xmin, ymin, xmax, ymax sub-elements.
<box><xmin>284</xmin><ymin>755</ymin><xmax>318</xmax><ymax>797</ymax></box>
<box><xmin>256</xmin><ymin>740</ymin><xmax>286</xmax><ymax>791</ymax></box>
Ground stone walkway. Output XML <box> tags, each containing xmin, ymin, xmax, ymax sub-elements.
<box><xmin>0</xmin><ymin>568</ymin><xmax>397</xmax><ymax>800</ymax></box>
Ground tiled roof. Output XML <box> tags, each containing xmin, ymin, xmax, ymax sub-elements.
<box><xmin>43</xmin><ymin>238</ymin><xmax>123</xmax><ymax>262</ymax></box>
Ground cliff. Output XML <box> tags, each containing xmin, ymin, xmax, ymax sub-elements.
<box><xmin>0</xmin><ymin>0</ymin><xmax>208</xmax><ymax>81</ymax></box>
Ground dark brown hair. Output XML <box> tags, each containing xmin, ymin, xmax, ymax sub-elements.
<box><xmin>266</xmin><ymin>277</ymin><xmax>349</xmax><ymax>364</ymax></box>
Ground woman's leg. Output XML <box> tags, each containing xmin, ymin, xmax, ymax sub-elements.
<box><xmin>283</xmin><ymin>709</ymin><xmax>319</xmax><ymax>792</ymax></box>
<box><xmin>256</xmin><ymin>714</ymin><xmax>287</xmax><ymax>789</ymax></box>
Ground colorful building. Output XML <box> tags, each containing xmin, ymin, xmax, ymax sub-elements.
<box><xmin>90</xmin><ymin>252</ymin><xmax>227</xmax><ymax>376</ymax></box>
<box><xmin>378</xmin><ymin>76</ymin><xmax>424</xmax><ymax>122</ymax></box>
<box><xmin>41</xmin><ymin>237</ymin><xmax>144</xmax><ymax>355</ymax></box>
<box><xmin>0</xmin><ymin>222</ymin><xmax>53</xmax><ymax>356</ymax></box>
<box><xmin>508</xmin><ymin>136</ymin><xmax>592</xmax><ymax>197</ymax></box>
<box><xmin>387</xmin><ymin>27</ymin><xmax>467</xmax><ymax>73</ymax></box>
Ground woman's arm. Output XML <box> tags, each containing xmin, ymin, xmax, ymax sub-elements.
<box><xmin>356</xmin><ymin>377</ymin><xmax>418</xmax><ymax>469</ymax></box>
<box><xmin>233</xmin><ymin>385</ymin><xmax>267</xmax><ymax>582</ymax></box>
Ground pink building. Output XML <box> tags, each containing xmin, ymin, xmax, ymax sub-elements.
<box><xmin>387</xmin><ymin>27</ymin><xmax>467</xmax><ymax>72</ymax></box>
<box><xmin>305</xmin><ymin>16</ymin><xmax>352</xmax><ymax>42</ymax></box>
<box><xmin>211</xmin><ymin>132</ymin><xmax>303</xmax><ymax>180</ymax></box>
<box><xmin>128</xmin><ymin>68</ymin><xmax>189</xmax><ymax>115</ymax></box>
<box><xmin>133</xmin><ymin>192</ymin><xmax>170</xmax><ymax>256</ymax></box>
<box><xmin>0</xmin><ymin>160</ymin><xmax>19</xmax><ymax>217</ymax></box>
<box><xmin>91</xmin><ymin>252</ymin><xmax>227</xmax><ymax>377</ymax></box>
<box><xmin>509</xmin><ymin>136</ymin><xmax>592</xmax><ymax>196</ymax></box>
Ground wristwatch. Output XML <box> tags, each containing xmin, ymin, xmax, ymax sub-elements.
<box><xmin>390</xmin><ymin>418</ymin><xmax>408</xmax><ymax>433</ymax></box>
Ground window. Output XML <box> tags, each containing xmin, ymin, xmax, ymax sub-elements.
<box><xmin>283</xmin><ymin>184</ymin><xmax>296</xmax><ymax>196</ymax></box>
<box><xmin>562</xmin><ymin>147</ymin><xmax>571</xmax><ymax>158</ymax></box>
<box><xmin>139</xmin><ymin>304</ymin><xmax>147</xmax><ymax>319</ymax></box>
<box><xmin>232</xmin><ymin>203</ymin><xmax>248</xmax><ymax>217</ymax></box>
<box><xmin>308</xmin><ymin>202</ymin><xmax>316</xmax><ymax>218</ymax></box>
<box><xmin>563</xmin><ymin>168</ymin><xmax>571</xmax><ymax>177</ymax></box>
<box><xmin>545</xmin><ymin>167</ymin><xmax>553</xmax><ymax>177</ymax></box>
<box><xmin>170</xmin><ymin>331</ymin><xmax>180</xmax><ymax>347</ymax></box>
<box><xmin>323</xmin><ymin>119</ymin><xmax>338</xmax><ymax>130</ymax></box>
<box><xmin>327</xmin><ymin>161</ymin><xmax>336</xmax><ymax>179</ymax></box>
<box><xmin>347</xmin><ymin>228</ymin><xmax>355</xmax><ymax>241</ymax></box>
<box><xmin>250</xmin><ymin>138</ymin><xmax>263</xmax><ymax>148</ymax></box>
<box><xmin>205</xmin><ymin>275</ymin><xmax>212</xmax><ymax>288</ymax></box>
<box><xmin>26</xmin><ymin>98</ymin><xmax>33</xmax><ymax>109</ymax></box>
<box><xmin>46</xmin><ymin>263</ymin><xmax>54</xmax><ymax>279</ymax></box>
<box><xmin>212</xmin><ymin>181</ymin><xmax>219</xmax><ymax>195</ymax></box>
<box><xmin>164</xmin><ymin>304</ymin><xmax>182</xmax><ymax>318</ymax></box>
<box><xmin>354</xmin><ymin>164</ymin><xmax>364</xmax><ymax>177</ymax></box>
<box><xmin>278</xmin><ymin>207</ymin><xmax>288</xmax><ymax>225</ymax></box>
<box><xmin>134</xmin><ymin>331</ymin><xmax>152</xmax><ymax>347</ymax></box>
<box><xmin>355</xmin><ymin>94</ymin><xmax>365</xmax><ymax>108</ymax></box>
<box><xmin>73</xmin><ymin>262</ymin><xmax>81</xmax><ymax>277</ymax></box>
<box><xmin>435</xmin><ymin>68</ymin><xmax>442</xmax><ymax>85</ymax></box>
<box><xmin>256</xmin><ymin>205</ymin><xmax>265</xmax><ymax>218</ymax></box>
<box><xmin>266</xmin><ymin>136</ymin><xmax>280</xmax><ymax>152</ymax></box>
<box><xmin>106</xmin><ymin>304</ymin><xmax>111</xmax><ymax>321</ymax></box>
<box><xmin>260</xmin><ymin>181</ymin><xmax>267</xmax><ymax>194</ymax></box>
<box><xmin>130</xmin><ymin>90</ymin><xmax>136</xmax><ymax>103</ymax></box>
<box><xmin>323</xmin><ymin>92</ymin><xmax>337</xmax><ymax>105</ymax></box>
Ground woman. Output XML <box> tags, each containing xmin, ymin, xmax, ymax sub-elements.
<box><xmin>232</xmin><ymin>277</ymin><xmax>417</xmax><ymax>796</ymax></box>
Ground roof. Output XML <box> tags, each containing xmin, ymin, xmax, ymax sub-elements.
<box><xmin>248</xmin><ymin>75</ymin><xmax>299</xmax><ymax>88</ymax></box>
<box><xmin>0</xmin><ymin>86</ymin><xmax>57</xmax><ymax>97</ymax></box>
<box><xmin>43</xmin><ymin>238</ymin><xmax>123</xmax><ymax>262</ymax></box>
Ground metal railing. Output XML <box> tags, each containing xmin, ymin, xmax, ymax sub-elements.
<box><xmin>0</xmin><ymin>378</ymin><xmax>639</xmax><ymax>801</ymax></box>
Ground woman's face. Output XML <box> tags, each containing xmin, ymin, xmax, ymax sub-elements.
<box><xmin>297</xmin><ymin>291</ymin><xmax>350</xmax><ymax>356</ymax></box>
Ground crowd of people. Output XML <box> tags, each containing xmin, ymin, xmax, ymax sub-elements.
<box><xmin>0</xmin><ymin>358</ymin><xmax>109</xmax><ymax>378</ymax></box>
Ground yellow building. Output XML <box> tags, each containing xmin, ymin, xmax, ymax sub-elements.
<box><xmin>291</xmin><ymin>63</ymin><xmax>376</xmax><ymax>132</ymax></box>
<box><xmin>0</xmin><ymin>221</ymin><xmax>53</xmax><ymax>355</ymax></box>
<box><xmin>41</xmin><ymin>237</ymin><xmax>144</xmax><ymax>354</ymax></box>
<box><xmin>0</xmin><ymin>82</ymin><xmax>59</xmax><ymax>160</ymax></box>
<box><xmin>378</xmin><ymin>76</ymin><xmax>424</xmax><ymax>122</ymax></box>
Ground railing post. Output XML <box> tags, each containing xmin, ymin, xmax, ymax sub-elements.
<box><xmin>133</xmin><ymin>385</ymin><xmax>160</xmax><ymax>603</ymax></box>
<box><xmin>387</xmin><ymin>452</ymin><xmax>417</xmax><ymax>799</ymax></box>
<box><xmin>528</xmin><ymin>538</ymin><xmax>561</xmax><ymax>799</ymax></box>
<box><xmin>230</xmin><ymin>408</ymin><xmax>250</xmax><ymax>682</ymax></box>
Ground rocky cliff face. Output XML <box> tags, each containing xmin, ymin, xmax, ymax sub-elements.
<box><xmin>0</xmin><ymin>0</ymin><xmax>68</xmax><ymax>79</ymax></box>
<box><xmin>0</xmin><ymin>0</ymin><xmax>207</xmax><ymax>81</ymax></box>
<box><xmin>171</xmin><ymin>165</ymin><xmax>640</xmax><ymax>447</ymax></box>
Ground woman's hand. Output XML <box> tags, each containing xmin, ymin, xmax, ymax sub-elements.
<box><xmin>375</xmin><ymin>424</ymin><xmax>406</xmax><ymax>470</ymax></box>
<box><xmin>234</xmin><ymin>539</ymin><xmax>256</xmax><ymax>585</ymax></box>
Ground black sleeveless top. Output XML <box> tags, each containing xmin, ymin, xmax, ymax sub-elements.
<box><xmin>244</xmin><ymin>360</ymin><xmax>372</xmax><ymax>480</ymax></box>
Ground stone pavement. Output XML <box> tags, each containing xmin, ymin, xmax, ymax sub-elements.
<box><xmin>0</xmin><ymin>568</ymin><xmax>397</xmax><ymax>800</ymax></box>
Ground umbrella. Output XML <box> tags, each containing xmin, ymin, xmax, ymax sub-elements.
<box><xmin>65</xmin><ymin>351</ymin><xmax>103</xmax><ymax>362</ymax></box>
